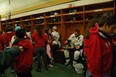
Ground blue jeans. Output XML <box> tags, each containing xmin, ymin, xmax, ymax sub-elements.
<box><xmin>86</xmin><ymin>70</ymin><xmax>92</xmax><ymax>77</ymax></box>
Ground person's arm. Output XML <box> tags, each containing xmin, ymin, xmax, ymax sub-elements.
<box><xmin>0</xmin><ymin>46</ymin><xmax>23</xmax><ymax>70</ymax></box>
<box><xmin>75</xmin><ymin>35</ymin><xmax>84</xmax><ymax>50</ymax></box>
<box><xmin>89</xmin><ymin>35</ymin><xmax>102</xmax><ymax>77</ymax></box>
<box><xmin>64</xmin><ymin>34</ymin><xmax>74</xmax><ymax>45</ymax></box>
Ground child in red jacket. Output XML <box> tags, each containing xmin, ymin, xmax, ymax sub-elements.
<box><xmin>3</xmin><ymin>26</ymin><xmax>14</xmax><ymax>48</ymax></box>
<box><xmin>13</xmin><ymin>29</ymin><xmax>34</xmax><ymax>77</ymax></box>
<box><xmin>86</xmin><ymin>14</ymin><xmax>116</xmax><ymax>77</ymax></box>
<box><xmin>32</xmin><ymin>26</ymin><xmax>48</xmax><ymax>72</ymax></box>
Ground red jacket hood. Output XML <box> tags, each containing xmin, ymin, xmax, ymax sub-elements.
<box><xmin>89</xmin><ymin>23</ymin><xmax>99</xmax><ymax>34</ymax></box>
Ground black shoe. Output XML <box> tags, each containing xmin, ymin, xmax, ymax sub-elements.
<box><xmin>36</xmin><ymin>69</ymin><xmax>41</xmax><ymax>72</ymax></box>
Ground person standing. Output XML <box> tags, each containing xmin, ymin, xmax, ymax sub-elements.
<box><xmin>84</xmin><ymin>18</ymin><xmax>98</xmax><ymax>77</ymax></box>
<box><xmin>51</xmin><ymin>26</ymin><xmax>61</xmax><ymax>62</ymax></box>
<box><xmin>45</xmin><ymin>28</ymin><xmax>54</xmax><ymax>67</ymax></box>
<box><xmin>86</xmin><ymin>14</ymin><xmax>116</xmax><ymax>77</ymax></box>
<box><xmin>32</xmin><ymin>26</ymin><xmax>48</xmax><ymax>72</ymax></box>
<box><xmin>13</xmin><ymin>29</ymin><xmax>34</xmax><ymax>77</ymax></box>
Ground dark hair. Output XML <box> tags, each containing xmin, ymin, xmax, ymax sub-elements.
<box><xmin>5</xmin><ymin>25</ymin><xmax>13</xmax><ymax>32</ymax></box>
<box><xmin>98</xmin><ymin>14</ymin><xmax>116</xmax><ymax>27</ymax></box>
<box><xmin>75</xmin><ymin>29</ymin><xmax>80</xmax><ymax>34</ymax></box>
<box><xmin>84</xmin><ymin>18</ymin><xmax>98</xmax><ymax>38</ymax></box>
<box><xmin>35</xmin><ymin>26</ymin><xmax>43</xmax><ymax>37</ymax></box>
<box><xmin>0</xmin><ymin>31</ymin><xmax>2</xmax><ymax>34</ymax></box>
<box><xmin>15</xmin><ymin>29</ymin><xmax>26</xmax><ymax>38</ymax></box>
<box><xmin>45</xmin><ymin>28</ymin><xmax>49</xmax><ymax>34</ymax></box>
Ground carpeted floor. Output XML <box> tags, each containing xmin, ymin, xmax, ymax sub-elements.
<box><xmin>3</xmin><ymin>63</ymin><xmax>84</xmax><ymax>77</ymax></box>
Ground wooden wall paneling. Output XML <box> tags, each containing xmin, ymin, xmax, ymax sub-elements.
<box><xmin>64</xmin><ymin>23</ymin><xmax>84</xmax><ymax>38</ymax></box>
<box><xmin>43</xmin><ymin>13</ymin><xmax>47</xmax><ymax>28</ymax></box>
<box><xmin>32</xmin><ymin>13</ymin><xmax>45</xmax><ymax>32</ymax></box>
<box><xmin>45</xmin><ymin>9</ymin><xmax>62</xmax><ymax>43</ymax></box>
<box><xmin>84</xmin><ymin>1</ymin><xmax>115</xmax><ymax>21</ymax></box>
<box><xmin>60</xmin><ymin>9</ymin><xmax>66</xmax><ymax>46</ymax></box>
<box><xmin>84</xmin><ymin>1</ymin><xmax>115</xmax><ymax>36</ymax></box>
<box><xmin>61</xmin><ymin>5</ymin><xmax>84</xmax><ymax>44</ymax></box>
<box><xmin>83</xmin><ymin>5</ymin><xmax>86</xmax><ymax>32</ymax></box>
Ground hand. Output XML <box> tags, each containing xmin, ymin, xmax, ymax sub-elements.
<box><xmin>75</xmin><ymin>46</ymin><xmax>80</xmax><ymax>49</ymax></box>
<box><xmin>19</xmin><ymin>46</ymin><xmax>23</xmax><ymax>52</ymax></box>
<box><xmin>64</xmin><ymin>41</ymin><xmax>68</xmax><ymax>45</ymax></box>
<box><xmin>68</xmin><ymin>46</ymin><xmax>74</xmax><ymax>49</ymax></box>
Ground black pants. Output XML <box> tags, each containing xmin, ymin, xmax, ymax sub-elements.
<box><xmin>16</xmin><ymin>71</ymin><xmax>32</xmax><ymax>77</ymax></box>
<box><xmin>51</xmin><ymin>44</ymin><xmax>59</xmax><ymax>60</ymax></box>
<box><xmin>35</xmin><ymin>47</ymin><xmax>48</xmax><ymax>70</ymax></box>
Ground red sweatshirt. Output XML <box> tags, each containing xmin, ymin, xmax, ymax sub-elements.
<box><xmin>3</xmin><ymin>32</ymin><xmax>14</xmax><ymax>47</ymax></box>
<box><xmin>32</xmin><ymin>31</ymin><xmax>48</xmax><ymax>48</ymax></box>
<box><xmin>0</xmin><ymin>34</ymin><xmax>4</xmax><ymax>51</ymax></box>
<box><xmin>84</xmin><ymin>38</ymin><xmax>89</xmax><ymax>57</ymax></box>
<box><xmin>14</xmin><ymin>39</ymin><xmax>34</xmax><ymax>72</ymax></box>
<box><xmin>87</xmin><ymin>25</ymin><xmax>112</xmax><ymax>77</ymax></box>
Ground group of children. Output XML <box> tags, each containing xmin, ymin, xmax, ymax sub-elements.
<box><xmin>0</xmin><ymin>13</ymin><xmax>116</xmax><ymax>77</ymax></box>
<box><xmin>0</xmin><ymin>25</ymin><xmax>61</xmax><ymax>77</ymax></box>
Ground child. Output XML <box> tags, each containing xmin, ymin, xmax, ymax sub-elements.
<box><xmin>13</xmin><ymin>29</ymin><xmax>34</xmax><ymax>77</ymax></box>
<box><xmin>3</xmin><ymin>26</ymin><xmax>14</xmax><ymax>49</ymax></box>
<box><xmin>45</xmin><ymin>28</ymin><xmax>54</xmax><ymax>67</ymax></box>
<box><xmin>32</xmin><ymin>26</ymin><xmax>48</xmax><ymax>72</ymax></box>
<box><xmin>86</xmin><ymin>14</ymin><xmax>116</xmax><ymax>77</ymax></box>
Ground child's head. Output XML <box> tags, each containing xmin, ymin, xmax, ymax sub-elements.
<box><xmin>45</xmin><ymin>28</ymin><xmax>52</xmax><ymax>34</ymax></box>
<box><xmin>85</xmin><ymin>18</ymin><xmax>98</xmax><ymax>38</ymax></box>
<box><xmin>5</xmin><ymin>25</ymin><xmax>13</xmax><ymax>32</ymax></box>
<box><xmin>15</xmin><ymin>29</ymin><xmax>26</xmax><ymax>39</ymax></box>
<box><xmin>74</xmin><ymin>29</ymin><xmax>80</xmax><ymax>36</ymax></box>
<box><xmin>98</xmin><ymin>14</ymin><xmax>116</xmax><ymax>34</ymax></box>
<box><xmin>15</xmin><ymin>26</ymin><xmax>21</xmax><ymax>31</ymax></box>
<box><xmin>52</xmin><ymin>26</ymin><xmax>57</xmax><ymax>31</ymax></box>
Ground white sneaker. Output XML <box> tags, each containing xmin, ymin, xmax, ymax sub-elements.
<box><xmin>48</xmin><ymin>64</ymin><xmax>53</xmax><ymax>67</ymax></box>
<box><xmin>64</xmin><ymin>62</ymin><xmax>70</xmax><ymax>66</ymax></box>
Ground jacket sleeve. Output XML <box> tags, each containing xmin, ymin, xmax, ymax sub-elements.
<box><xmin>89</xmin><ymin>35</ymin><xmax>102</xmax><ymax>77</ymax></box>
<box><xmin>0</xmin><ymin>46</ymin><xmax>20</xmax><ymax>70</ymax></box>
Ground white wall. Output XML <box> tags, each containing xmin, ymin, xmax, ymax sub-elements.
<box><xmin>1</xmin><ymin>0</ymin><xmax>112</xmax><ymax>20</ymax></box>
<box><xmin>0</xmin><ymin>0</ymin><xmax>54</xmax><ymax>14</ymax></box>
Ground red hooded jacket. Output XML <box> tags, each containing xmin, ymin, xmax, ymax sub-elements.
<box><xmin>86</xmin><ymin>25</ymin><xmax>112</xmax><ymax>77</ymax></box>
<box><xmin>0</xmin><ymin>34</ymin><xmax>4</xmax><ymax>52</ymax></box>
<box><xmin>14</xmin><ymin>39</ymin><xmax>34</xmax><ymax>72</ymax></box>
